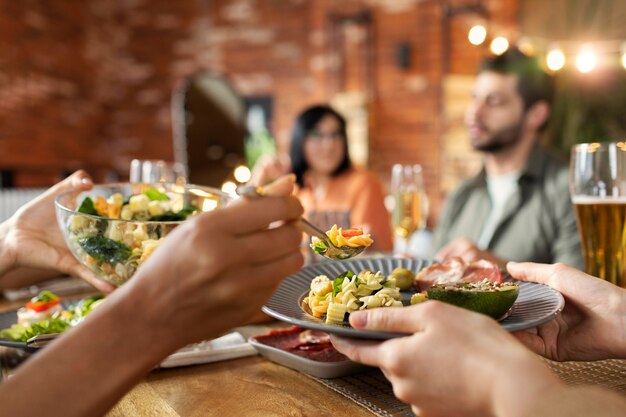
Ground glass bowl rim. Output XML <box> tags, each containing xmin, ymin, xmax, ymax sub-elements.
<box><xmin>54</xmin><ymin>181</ymin><xmax>231</xmax><ymax>224</ymax></box>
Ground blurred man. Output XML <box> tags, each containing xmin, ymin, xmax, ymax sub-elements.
<box><xmin>431</xmin><ymin>47</ymin><xmax>583</xmax><ymax>269</ymax></box>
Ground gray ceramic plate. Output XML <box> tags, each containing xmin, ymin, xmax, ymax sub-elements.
<box><xmin>262</xmin><ymin>257</ymin><xmax>565</xmax><ymax>339</ymax></box>
<box><xmin>249</xmin><ymin>337</ymin><xmax>366</xmax><ymax>378</ymax></box>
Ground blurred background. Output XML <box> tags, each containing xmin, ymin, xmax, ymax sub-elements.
<box><xmin>1</xmin><ymin>0</ymin><xmax>625</xmax><ymax>225</ymax></box>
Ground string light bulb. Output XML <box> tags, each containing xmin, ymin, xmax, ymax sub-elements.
<box><xmin>490</xmin><ymin>37</ymin><xmax>509</xmax><ymax>55</ymax></box>
<box><xmin>576</xmin><ymin>45</ymin><xmax>597</xmax><ymax>73</ymax></box>
<box><xmin>468</xmin><ymin>25</ymin><xmax>487</xmax><ymax>45</ymax></box>
<box><xmin>546</xmin><ymin>47</ymin><xmax>565</xmax><ymax>71</ymax></box>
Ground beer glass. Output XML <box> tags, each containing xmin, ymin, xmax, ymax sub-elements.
<box><xmin>129</xmin><ymin>159</ymin><xmax>187</xmax><ymax>185</ymax></box>
<box><xmin>570</xmin><ymin>142</ymin><xmax>626</xmax><ymax>287</ymax></box>
<box><xmin>391</xmin><ymin>164</ymin><xmax>429</xmax><ymax>254</ymax></box>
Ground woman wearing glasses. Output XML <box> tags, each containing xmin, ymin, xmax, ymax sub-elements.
<box><xmin>251</xmin><ymin>104</ymin><xmax>393</xmax><ymax>254</ymax></box>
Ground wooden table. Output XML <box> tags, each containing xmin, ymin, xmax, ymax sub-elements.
<box><xmin>0</xmin><ymin>295</ymin><xmax>375</xmax><ymax>417</ymax></box>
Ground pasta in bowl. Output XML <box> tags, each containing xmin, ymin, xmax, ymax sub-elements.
<box><xmin>55</xmin><ymin>182</ymin><xmax>231</xmax><ymax>287</ymax></box>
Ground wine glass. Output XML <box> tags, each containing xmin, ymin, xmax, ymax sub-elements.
<box><xmin>129</xmin><ymin>159</ymin><xmax>187</xmax><ymax>185</ymax></box>
<box><xmin>391</xmin><ymin>164</ymin><xmax>429</xmax><ymax>255</ymax></box>
<box><xmin>570</xmin><ymin>142</ymin><xmax>626</xmax><ymax>287</ymax></box>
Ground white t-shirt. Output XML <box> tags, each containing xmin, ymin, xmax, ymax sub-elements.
<box><xmin>477</xmin><ymin>171</ymin><xmax>521</xmax><ymax>249</ymax></box>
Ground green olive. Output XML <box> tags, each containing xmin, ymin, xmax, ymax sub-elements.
<box><xmin>389</xmin><ymin>267</ymin><xmax>415</xmax><ymax>291</ymax></box>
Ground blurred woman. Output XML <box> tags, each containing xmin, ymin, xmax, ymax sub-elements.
<box><xmin>251</xmin><ymin>104</ymin><xmax>393</xmax><ymax>253</ymax></box>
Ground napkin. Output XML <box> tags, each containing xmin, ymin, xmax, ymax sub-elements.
<box><xmin>160</xmin><ymin>332</ymin><xmax>258</xmax><ymax>368</ymax></box>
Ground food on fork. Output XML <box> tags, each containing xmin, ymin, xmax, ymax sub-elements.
<box><xmin>310</xmin><ymin>225</ymin><xmax>373</xmax><ymax>257</ymax></box>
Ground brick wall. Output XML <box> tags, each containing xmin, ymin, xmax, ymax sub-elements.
<box><xmin>0</xmin><ymin>0</ymin><xmax>519</xmax><ymax>221</ymax></box>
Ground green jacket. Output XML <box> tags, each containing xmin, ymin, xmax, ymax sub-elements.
<box><xmin>432</xmin><ymin>146</ymin><xmax>584</xmax><ymax>269</ymax></box>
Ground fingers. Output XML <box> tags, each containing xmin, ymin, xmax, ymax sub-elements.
<box><xmin>348</xmin><ymin>303</ymin><xmax>430</xmax><ymax>334</ymax></box>
<box><xmin>506</xmin><ymin>261</ymin><xmax>555</xmax><ymax>284</ymax></box>
<box><xmin>260</xmin><ymin>174</ymin><xmax>296</xmax><ymax>197</ymax></box>
<box><xmin>434</xmin><ymin>237</ymin><xmax>474</xmax><ymax>261</ymax></box>
<box><xmin>237</xmin><ymin>249</ymin><xmax>304</xmax><ymax>290</ymax></box>
<box><xmin>49</xmin><ymin>170</ymin><xmax>93</xmax><ymax>195</ymax></box>
<box><xmin>330</xmin><ymin>335</ymin><xmax>387</xmax><ymax>368</ymax></box>
<box><xmin>216</xmin><ymin>196</ymin><xmax>303</xmax><ymax>235</ymax></box>
<box><xmin>236</xmin><ymin>222</ymin><xmax>303</xmax><ymax>265</ymax></box>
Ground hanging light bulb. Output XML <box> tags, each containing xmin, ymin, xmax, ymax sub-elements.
<box><xmin>576</xmin><ymin>44</ymin><xmax>596</xmax><ymax>73</ymax></box>
<box><xmin>468</xmin><ymin>25</ymin><xmax>487</xmax><ymax>45</ymax></box>
<box><xmin>546</xmin><ymin>47</ymin><xmax>565</xmax><ymax>71</ymax></box>
<box><xmin>490</xmin><ymin>37</ymin><xmax>509</xmax><ymax>55</ymax></box>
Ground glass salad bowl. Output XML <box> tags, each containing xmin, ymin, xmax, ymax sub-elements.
<box><xmin>55</xmin><ymin>182</ymin><xmax>231</xmax><ymax>287</ymax></box>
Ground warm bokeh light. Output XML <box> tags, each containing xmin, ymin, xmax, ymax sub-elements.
<box><xmin>622</xmin><ymin>52</ymin><xmax>626</xmax><ymax>70</ymax></box>
<box><xmin>202</xmin><ymin>199</ymin><xmax>218</xmax><ymax>212</ymax></box>
<box><xmin>576</xmin><ymin>46</ymin><xmax>596</xmax><ymax>73</ymax></box>
<box><xmin>517</xmin><ymin>37</ymin><xmax>535</xmax><ymax>55</ymax></box>
<box><xmin>221</xmin><ymin>181</ymin><xmax>237</xmax><ymax>195</ymax></box>
<box><xmin>468</xmin><ymin>25</ymin><xmax>487</xmax><ymax>46</ymax></box>
<box><xmin>490</xmin><ymin>37</ymin><xmax>509</xmax><ymax>55</ymax></box>
<box><xmin>233</xmin><ymin>165</ymin><xmax>252</xmax><ymax>183</ymax></box>
<box><xmin>546</xmin><ymin>48</ymin><xmax>565</xmax><ymax>71</ymax></box>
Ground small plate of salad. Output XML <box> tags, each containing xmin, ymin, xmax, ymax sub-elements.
<box><xmin>0</xmin><ymin>291</ymin><xmax>105</xmax><ymax>351</ymax></box>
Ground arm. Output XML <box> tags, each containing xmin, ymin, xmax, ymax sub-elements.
<box><xmin>331</xmin><ymin>302</ymin><xmax>626</xmax><ymax>417</ymax></box>
<box><xmin>0</xmin><ymin>176</ymin><xmax>305</xmax><ymax>417</ymax></box>
<box><xmin>508</xmin><ymin>261</ymin><xmax>626</xmax><ymax>361</ymax></box>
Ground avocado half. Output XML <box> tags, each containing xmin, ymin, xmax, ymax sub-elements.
<box><xmin>426</xmin><ymin>281</ymin><xmax>519</xmax><ymax>319</ymax></box>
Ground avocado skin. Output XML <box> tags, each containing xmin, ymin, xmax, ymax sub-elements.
<box><xmin>426</xmin><ymin>284</ymin><xmax>519</xmax><ymax>319</ymax></box>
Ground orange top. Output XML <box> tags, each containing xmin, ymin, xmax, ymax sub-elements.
<box><xmin>296</xmin><ymin>167</ymin><xmax>393</xmax><ymax>252</ymax></box>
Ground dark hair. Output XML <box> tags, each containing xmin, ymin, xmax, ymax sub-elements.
<box><xmin>479</xmin><ymin>47</ymin><xmax>554</xmax><ymax>110</ymax></box>
<box><xmin>290</xmin><ymin>104</ymin><xmax>351</xmax><ymax>187</ymax></box>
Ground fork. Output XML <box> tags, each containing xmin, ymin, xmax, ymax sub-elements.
<box><xmin>236</xmin><ymin>185</ymin><xmax>366</xmax><ymax>260</ymax></box>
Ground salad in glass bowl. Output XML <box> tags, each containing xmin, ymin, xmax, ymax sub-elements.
<box><xmin>55</xmin><ymin>182</ymin><xmax>231</xmax><ymax>287</ymax></box>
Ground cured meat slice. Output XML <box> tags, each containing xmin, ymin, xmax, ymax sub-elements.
<box><xmin>415</xmin><ymin>258</ymin><xmax>501</xmax><ymax>290</ymax></box>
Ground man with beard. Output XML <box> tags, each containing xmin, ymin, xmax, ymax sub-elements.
<box><xmin>431</xmin><ymin>47</ymin><xmax>583</xmax><ymax>269</ymax></box>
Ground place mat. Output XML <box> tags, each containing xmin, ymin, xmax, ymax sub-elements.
<box><xmin>306</xmin><ymin>359</ymin><xmax>626</xmax><ymax>417</ymax></box>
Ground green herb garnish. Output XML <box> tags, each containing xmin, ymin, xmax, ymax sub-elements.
<box><xmin>78</xmin><ymin>235</ymin><xmax>132</xmax><ymax>264</ymax></box>
<box><xmin>311</xmin><ymin>240</ymin><xmax>328</xmax><ymax>255</ymax></box>
<box><xmin>143</xmin><ymin>188</ymin><xmax>170</xmax><ymax>201</ymax></box>
<box><xmin>77</xmin><ymin>197</ymin><xmax>98</xmax><ymax>215</ymax></box>
<box><xmin>31</xmin><ymin>290</ymin><xmax>58</xmax><ymax>303</ymax></box>
<box><xmin>332</xmin><ymin>270</ymin><xmax>355</xmax><ymax>297</ymax></box>
<box><xmin>152</xmin><ymin>205</ymin><xmax>199</xmax><ymax>221</ymax></box>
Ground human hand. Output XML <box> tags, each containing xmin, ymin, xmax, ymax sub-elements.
<box><xmin>508</xmin><ymin>262</ymin><xmax>626</xmax><ymax>361</ymax></box>
<box><xmin>248</xmin><ymin>153</ymin><xmax>291</xmax><ymax>186</ymax></box>
<box><xmin>0</xmin><ymin>171</ymin><xmax>115</xmax><ymax>293</ymax></box>
<box><xmin>435</xmin><ymin>237</ymin><xmax>505</xmax><ymax>268</ymax></box>
<box><xmin>120</xmin><ymin>175</ymin><xmax>305</xmax><ymax>347</ymax></box>
<box><xmin>331</xmin><ymin>302</ymin><xmax>561</xmax><ymax>417</ymax></box>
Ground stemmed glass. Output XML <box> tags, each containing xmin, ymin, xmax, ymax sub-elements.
<box><xmin>570</xmin><ymin>142</ymin><xmax>626</xmax><ymax>287</ymax></box>
<box><xmin>129</xmin><ymin>159</ymin><xmax>187</xmax><ymax>185</ymax></box>
<box><xmin>391</xmin><ymin>164</ymin><xmax>429</xmax><ymax>255</ymax></box>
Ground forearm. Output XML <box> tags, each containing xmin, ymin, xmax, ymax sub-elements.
<box><xmin>0</xmin><ymin>291</ymin><xmax>178</xmax><ymax>417</ymax></box>
<box><xmin>525</xmin><ymin>385</ymin><xmax>626</xmax><ymax>417</ymax></box>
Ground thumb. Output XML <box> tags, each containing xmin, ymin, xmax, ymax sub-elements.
<box><xmin>261</xmin><ymin>174</ymin><xmax>296</xmax><ymax>197</ymax></box>
<box><xmin>349</xmin><ymin>304</ymin><xmax>427</xmax><ymax>334</ymax></box>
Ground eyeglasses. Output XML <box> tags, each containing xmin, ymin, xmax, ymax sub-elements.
<box><xmin>307</xmin><ymin>129</ymin><xmax>343</xmax><ymax>142</ymax></box>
